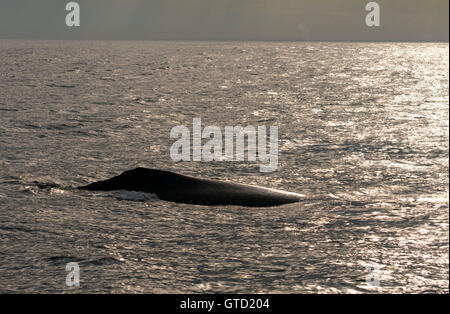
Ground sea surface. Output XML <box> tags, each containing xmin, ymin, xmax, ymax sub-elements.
<box><xmin>0</xmin><ymin>40</ymin><xmax>448</xmax><ymax>293</ymax></box>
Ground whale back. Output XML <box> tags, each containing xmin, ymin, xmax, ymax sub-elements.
<box><xmin>81</xmin><ymin>167</ymin><xmax>200</xmax><ymax>191</ymax></box>
<box><xmin>79</xmin><ymin>167</ymin><xmax>303</xmax><ymax>207</ymax></box>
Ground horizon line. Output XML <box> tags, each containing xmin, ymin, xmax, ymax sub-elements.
<box><xmin>0</xmin><ymin>38</ymin><xmax>448</xmax><ymax>43</ymax></box>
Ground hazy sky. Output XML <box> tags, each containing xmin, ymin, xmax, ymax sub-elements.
<box><xmin>0</xmin><ymin>0</ymin><xmax>448</xmax><ymax>41</ymax></box>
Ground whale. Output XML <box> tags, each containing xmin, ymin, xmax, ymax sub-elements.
<box><xmin>78</xmin><ymin>167</ymin><xmax>304</xmax><ymax>207</ymax></box>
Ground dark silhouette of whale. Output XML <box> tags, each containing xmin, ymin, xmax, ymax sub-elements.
<box><xmin>78</xmin><ymin>167</ymin><xmax>304</xmax><ymax>207</ymax></box>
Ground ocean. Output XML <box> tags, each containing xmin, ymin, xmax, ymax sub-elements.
<box><xmin>0</xmin><ymin>40</ymin><xmax>448</xmax><ymax>293</ymax></box>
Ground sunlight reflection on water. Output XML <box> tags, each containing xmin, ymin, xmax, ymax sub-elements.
<box><xmin>0</xmin><ymin>41</ymin><xmax>448</xmax><ymax>293</ymax></box>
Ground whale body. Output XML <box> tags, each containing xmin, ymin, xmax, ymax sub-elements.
<box><xmin>78</xmin><ymin>167</ymin><xmax>304</xmax><ymax>207</ymax></box>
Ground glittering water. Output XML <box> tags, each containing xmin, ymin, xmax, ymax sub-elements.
<box><xmin>0</xmin><ymin>40</ymin><xmax>448</xmax><ymax>293</ymax></box>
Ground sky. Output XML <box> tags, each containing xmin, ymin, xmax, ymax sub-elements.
<box><xmin>0</xmin><ymin>0</ymin><xmax>448</xmax><ymax>41</ymax></box>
